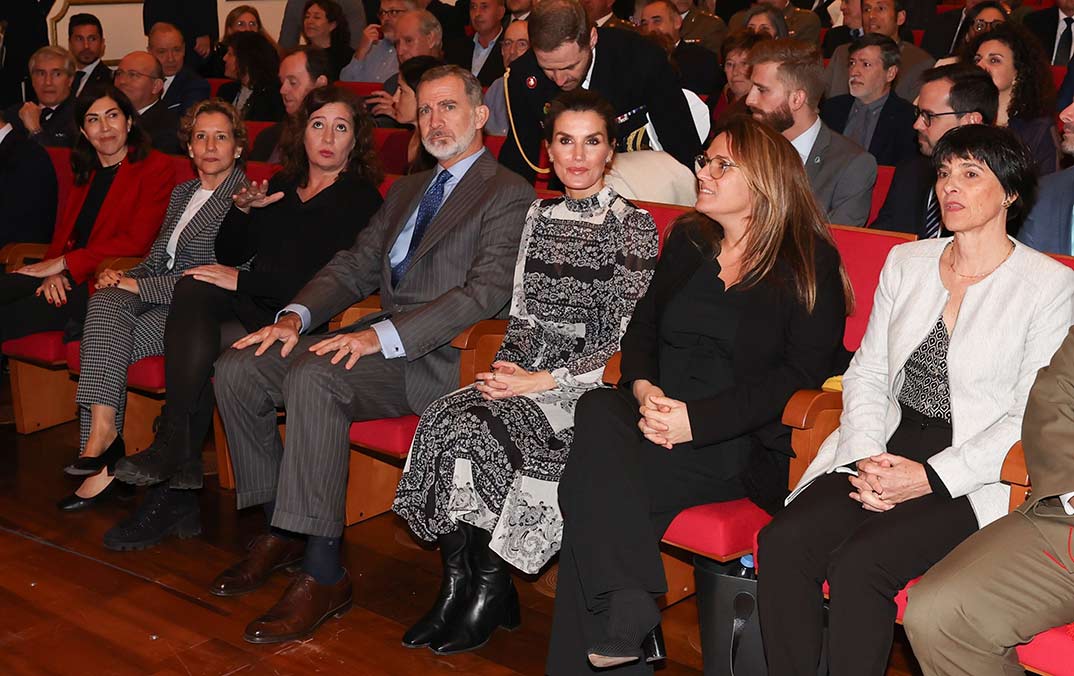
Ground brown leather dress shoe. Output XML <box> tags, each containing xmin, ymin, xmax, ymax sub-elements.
<box><xmin>243</xmin><ymin>571</ymin><xmax>353</xmax><ymax>644</ymax></box>
<box><xmin>210</xmin><ymin>534</ymin><xmax>305</xmax><ymax>597</ymax></box>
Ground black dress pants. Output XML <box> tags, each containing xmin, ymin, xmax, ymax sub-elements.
<box><xmin>0</xmin><ymin>272</ymin><xmax>89</xmax><ymax>342</ymax></box>
<box><xmin>547</xmin><ymin>386</ymin><xmax>750</xmax><ymax>675</ymax></box>
<box><xmin>757</xmin><ymin>411</ymin><xmax>979</xmax><ymax>676</ymax></box>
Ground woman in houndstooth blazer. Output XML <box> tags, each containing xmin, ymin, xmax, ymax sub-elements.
<box><xmin>58</xmin><ymin>100</ymin><xmax>248</xmax><ymax>511</ymax></box>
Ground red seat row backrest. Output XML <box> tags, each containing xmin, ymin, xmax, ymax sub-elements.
<box><xmin>869</xmin><ymin>165</ymin><xmax>896</xmax><ymax>226</ymax></box>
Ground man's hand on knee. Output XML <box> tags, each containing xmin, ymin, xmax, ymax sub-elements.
<box><xmin>232</xmin><ymin>314</ymin><xmax>303</xmax><ymax>357</ymax></box>
<box><xmin>309</xmin><ymin>329</ymin><xmax>382</xmax><ymax>369</ymax></box>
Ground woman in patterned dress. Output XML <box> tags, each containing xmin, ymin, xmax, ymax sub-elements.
<box><xmin>392</xmin><ymin>89</ymin><xmax>659</xmax><ymax>655</ymax></box>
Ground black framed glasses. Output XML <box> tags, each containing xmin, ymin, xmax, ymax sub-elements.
<box><xmin>695</xmin><ymin>153</ymin><xmax>738</xmax><ymax>178</ymax></box>
<box><xmin>380</xmin><ymin>8</ymin><xmax>406</xmax><ymax>16</ymax></box>
<box><xmin>913</xmin><ymin>107</ymin><xmax>971</xmax><ymax>127</ymax></box>
<box><xmin>972</xmin><ymin>18</ymin><xmax>1004</xmax><ymax>33</ymax></box>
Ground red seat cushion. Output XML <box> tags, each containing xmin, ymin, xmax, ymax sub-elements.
<box><xmin>65</xmin><ymin>341</ymin><xmax>165</xmax><ymax>390</ymax></box>
<box><xmin>2</xmin><ymin>331</ymin><xmax>66</xmax><ymax>364</ymax></box>
<box><xmin>1017</xmin><ymin>624</ymin><xmax>1074</xmax><ymax>676</ymax></box>
<box><xmin>662</xmin><ymin>499</ymin><xmax>773</xmax><ymax>561</ymax></box>
<box><xmin>348</xmin><ymin>416</ymin><xmax>420</xmax><ymax>458</ymax></box>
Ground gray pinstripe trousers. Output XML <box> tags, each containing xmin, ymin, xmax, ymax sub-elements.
<box><xmin>213</xmin><ymin>337</ymin><xmax>412</xmax><ymax>538</ymax></box>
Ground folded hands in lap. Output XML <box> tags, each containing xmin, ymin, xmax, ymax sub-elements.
<box><xmin>95</xmin><ymin>268</ymin><xmax>139</xmax><ymax>294</ymax></box>
<box><xmin>475</xmin><ymin>361</ymin><xmax>555</xmax><ymax>400</ymax></box>
<box><xmin>849</xmin><ymin>453</ymin><xmax>932</xmax><ymax>512</ymax></box>
<box><xmin>633</xmin><ymin>379</ymin><xmax>692</xmax><ymax>449</ymax></box>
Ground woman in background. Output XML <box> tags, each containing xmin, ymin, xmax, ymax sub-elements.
<box><xmin>218</xmin><ymin>32</ymin><xmax>286</xmax><ymax>122</ymax></box>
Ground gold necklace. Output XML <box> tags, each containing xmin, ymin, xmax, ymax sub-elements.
<box><xmin>948</xmin><ymin>241</ymin><xmax>1015</xmax><ymax>280</ymax></box>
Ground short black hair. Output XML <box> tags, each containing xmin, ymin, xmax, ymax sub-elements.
<box><xmin>399</xmin><ymin>55</ymin><xmax>446</xmax><ymax>89</ymax></box>
<box><xmin>288</xmin><ymin>45</ymin><xmax>337</xmax><ymax>84</ymax></box>
<box><xmin>543</xmin><ymin>88</ymin><xmax>618</xmax><ymax>145</ymax></box>
<box><xmin>920</xmin><ymin>64</ymin><xmax>999</xmax><ymax>125</ymax></box>
<box><xmin>849</xmin><ymin>32</ymin><xmax>901</xmax><ymax>69</ymax></box>
<box><xmin>69</xmin><ymin>13</ymin><xmax>104</xmax><ymax>38</ymax></box>
<box><xmin>931</xmin><ymin>124</ymin><xmax>1037</xmax><ymax>226</ymax></box>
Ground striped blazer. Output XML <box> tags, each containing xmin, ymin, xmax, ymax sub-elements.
<box><xmin>125</xmin><ymin>166</ymin><xmax>246</xmax><ymax>306</ymax></box>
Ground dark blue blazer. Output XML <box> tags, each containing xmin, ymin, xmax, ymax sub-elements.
<box><xmin>819</xmin><ymin>92</ymin><xmax>918</xmax><ymax>167</ymax></box>
<box><xmin>162</xmin><ymin>67</ymin><xmax>210</xmax><ymax>115</ymax></box>
<box><xmin>1018</xmin><ymin>166</ymin><xmax>1074</xmax><ymax>255</ymax></box>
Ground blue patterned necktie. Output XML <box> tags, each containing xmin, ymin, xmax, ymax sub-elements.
<box><xmin>392</xmin><ymin>169</ymin><xmax>452</xmax><ymax>286</ymax></box>
<box><xmin>922</xmin><ymin>191</ymin><xmax>942</xmax><ymax>239</ymax></box>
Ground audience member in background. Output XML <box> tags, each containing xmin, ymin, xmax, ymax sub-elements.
<box><xmin>201</xmin><ymin>5</ymin><xmax>279</xmax><ymax>79</ymax></box>
<box><xmin>301</xmin><ymin>0</ymin><xmax>356</xmax><ymax>79</ymax></box>
<box><xmin>365</xmin><ymin>10</ymin><xmax>445</xmax><ymax>126</ymax></box>
<box><xmin>0</xmin><ymin>110</ymin><xmax>57</xmax><ymax>246</ymax></box>
<box><xmin>249</xmin><ymin>47</ymin><xmax>334</xmax><ymax>163</ymax></box>
<box><xmin>549</xmin><ymin>114</ymin><xmax>851</xmax><ymax>674</ymax></box>
<box><xmin>1023</xmin><ymin>0</ymin><xmax>1074</xmax><ymax>66</ymax></box>
<box><xmin>964</xmin><ymin>22</ymin><xmax>1059</xmax><ymax>175</ymax></box>
<box><xmin>109</xmin><ymin>85</ymin><xmax>385</xmax><ymax>552</ymax></box>
<box><xmin>218</xmin><ymin>32</ymin><xmax>286</xmax><ymax>122</ymax></box>
<box><xmin>142</xmin><ymin>0</ymin><xmax>218</xmax><ymax>72</ymax></box>
<box><xmin>422</xmin><ymin>0</ymin><xmax>470</xmax><ymax>43</ymax></box>
<box><xmin>933</xmin><ymin>1</ymin><xmax>1008</xmax><ymax>66</ymax></box>
<box><xmin>672</xmin><ymin>0</ymin><xmax>728</xmax><ymax>55</ymax></box>
<box><xmin>822</xmin><ymin>0</ymin><xmax>863</xmax><ymax>58</ymax></box>
<box><xmin>149</xmin><ymin>23</ymin><xmax>211</xmax><ymax>115</ymax></box>
<box><xmin>0</xmin><ymin>85</ymin><xmax>172</xmax><ymax>345</ymax></box>
<box><xmin>3</xmin><ymin>46</ymin><xmax>78</xmax><ymax>147</ymax></box>
<box><xmin>484</xmin><ymin>19</ymin><xmax>529</xmax><ymax>136</ymax></box>
<box><xmin>742</xmin><ymin>4</ymin><xmax>790</xmax><ymax>38</ymax></box>
<box><xmin>760</xmin><ymin>124</ymin><xmax>1074</xmax><ymax>676</ymax></box>
<box><xmin>341</xmin><ymin>0</ymin><xmax>417</xmax><ymax>83</ymax></box>
<box><xmin>730</xmin><ymin>0</ymin><xmax>821</xmax><ymax>45</ymax></box>
<box><xmin>369</xmin><ymin>55</ymin><xmax>445</xmax><ymax>171</ymax></box>
<box><xmin>281</xmin><ymin>0</ymin><xmax>367</xmax><ymax>51</ymax></box>
<box><xmin>508</xmin><ymin>0</ymin><xmax>534</xmax><ymax>22</ymax></box>
<box><xmin>395</xmin><ymin>88</ymin><xmax>657</xmax><ymax>655</ymax></box>
<box><xmin>68</xmin><ymin>14</ymin><xmax>112</xmax><ymax>97</ymax></box>
<box><xmin>710</xmin><ymin>30</ymin><xmax>765</xmax><ymax>126</ymax></box>
<box><xmin>446</xmin><ymin>0</ymin><xmax>508</xmax><ymax>87</ymax></box>
<box><xmin>825</xmin><ymin>0</ymin><xmax>935</xmax><ymax>102</ymax></box>
<box><xmin>640</xmin><ymin>0</ymin><xmax>723</xmax><ymax>97</ymax></box>
<box><xmin>820</xmin><ymin>34</ymin><xmax>917</xmax><ymax>166</ymax></box>
<box><xmin>1017</xmin><ymin>101</ymin><xmax>1074</xmax><ymax>254</ymax></box>
<box><xmin>501</xmin><ymin>0</ymin><xmax>699</xmax><ymax>182</ymax></box>
<box><xmin>207</xmin><ymin>66</ymin><xmax>531</xmax><ymax>645</ymax></box>
<box><xmin>0</xmin><ymin>0</ymin><xmax>53</xmax><ymax>108</ymax></box>
<box><xmin>114</xmin><ymin>52</ymin><xmax>182</xmax><ymax>155</ymax></box>
<box><xmin>583</xmin><ymin>0</ymin><xmax>638</xmax><ymax>30</ymax></box>
<box><xmin>747</xmin><ymin>39</ymin><xmax>877</xmax><ymax>226</ymax></box>
<box><xmin>59</xmin><ymin>101</ymin><xmax>247</xmax><ymax>514</ymax></box>
<box><xmin>872</xmin><ymin>64</ymin><xmax>998</xmax><ymax>233</ymax></box>
<box><xmin>922</xmin><ymin>0</ymin><xmax>987</xmax><ymax>59</ymax></box>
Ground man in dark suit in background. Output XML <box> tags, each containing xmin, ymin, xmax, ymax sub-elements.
<box><xmin>142</xmin><ymin>0</ymin><xmax>218</xmax><ymax>72</ymax></box>
<box><xmin>1018</xmin><ymin>101</ymin><xmax>1074</xmax><ymax>254</ymax></box>
<box><xmin>501</xmin><ymin>0</ymin><xmax>699</xmax><ymax>181</ymax></box>
<box><xmin>250</xmin><ymin>48</ymin><xmax>333</xmax><ymax>162</ymax></box>
<box><xmin>822</xmin><ymin>0</ymin><xmax>864</xmax><ymax>58</ymax></box>
<box><xmin>1025</xmin><ymin>0</ymin><xmax>1074</xmax><ymax>65</ymax></box>
<box><xmin>821</xmin><ymin>33</ymin><xmax>917</xmax><ymax>166</ymax></box>
<box><xmin>446</xmin><ymin>0</ymin><xmax>507</xmax><ymax>86</ymax></box>
<box><xmin>583</xmin><ymin>0</ymin><xmax>638</xmax><ymax>30</ymax></box>
<box><xmin>114</xmin><ymin>51</ymin><xmax>181</xmax><ymax>155</ymax></box>
<box><xmin>871</xmin><ymin>64</ymin><xmax>998</xmax><ymax>234</ymax></box>
<box><xmin>3</xmin><ymin>46</ymin><xmax>77</xmax><ymax>147</ymax></box>
<box><xmin>149</xmin><ymin>23</ymin><xmax>210</xmax><ymax>114</ymax></box>
<box><xmin>210</xmin><ymin>65</ymin><xmax>534</xmax><ymax>646</ymax></box>
<box><xmin>67</xmin><ymin>13</ymin><xmax>112</xmax><ymax>97</ymax></box>
<box><xmin>920</xmin><ymin>0</ymin><xmax>979</xmax><ymax>59</ymax></box>
<box><xmin>639</xmin><ymin>0</ymin><xmax>722</xmax><ymax>96</ymax></box>
<box><xmin>0</xmin><ymin>110</ymin><xmax>56</xmax><ymax>246</ymax></box>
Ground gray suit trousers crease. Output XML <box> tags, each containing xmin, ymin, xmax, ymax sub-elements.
<box><xmin>904</xmin><ymin>509</ymin><xmax>1074</xmax><ymax>676</ymax></box>
<box><xmin>213</xmin><ymin>337</ymin><xmax>411</xmax><ymax>538</ymax></box>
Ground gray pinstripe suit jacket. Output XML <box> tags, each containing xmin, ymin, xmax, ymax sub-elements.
<box><xmin>290</xmin><ymin>150</ymin><xmax>535</xmax><ymax>412</ymax></box>
<box><xmin>125</xmin><ymin>166</ymin><xmax>246</xmax><ymax>305</ymax></box>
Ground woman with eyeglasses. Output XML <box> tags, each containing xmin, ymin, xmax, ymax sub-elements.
<box><xmin>758</xmin><ymin>124</ymin><xmax>1074</xmax><ymax>676</ymax></box>
<box><xmin>934</xmin><ymin>1</ymin><xmax>1009</xmax><ymax>67</ymax></box>
<box><xmin>201</xmin><ymin>5</ymin><xmax>281</xmax><ymax>79</ymax></box>
<box><xmin>547</xmin><ymin>115</ymin><xmax>851</xmax><ymax>673</ymax></box>
<box><xmin>340</xmin><ymin>1</ymin><xmax>408</xmax><ymax>84</ymax></box>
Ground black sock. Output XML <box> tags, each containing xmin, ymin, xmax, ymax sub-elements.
<box><xmin>262</xmin><ymin>500</ymin><xmax>302</xmax><ymax>541</ymax></box>
<box><xmin>302</xmin><ymin>535</ymin><xmax>344</xmax><ymax>585</ymax></box>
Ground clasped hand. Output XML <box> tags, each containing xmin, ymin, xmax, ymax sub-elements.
<box><xmin>633</xmin><ymin>379</ymin><xmax>692</xmax><ymax>449</ymax></box>
<box><xmin>95</xmin><ymin>268</ymin><xmax>139</xmax><ymax>294</ymax></box>
<box><xmin>475</xmin><ymin>361</ymin><xmax>555</xmax><ymax>400</ymax></box>
<box><xmin>232</xmin><ymin>314</ymin><xmax>382</xmax><ymax>369</ymax></box>
<box><xmin>848</xmin><ymin>453</ymin><xmax>932</xmax><ymax>512</ymax></box>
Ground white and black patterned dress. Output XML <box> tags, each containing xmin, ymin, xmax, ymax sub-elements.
<box><xmin>897</xmin><ymin>315</ymin><xmax>952</xmax><ymax>421</ymax></box>
<box><xmin>392</xmin><ymin>186</ymin><xmax>658</xmax><ymax>573</ymax></box>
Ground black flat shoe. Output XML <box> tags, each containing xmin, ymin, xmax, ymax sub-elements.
<box><xmin>57</xmin><ymin>477</ymin><xmax>134</xmax><ymax>512</ymax></box>
<box><xmin>65</xmin><ymin>435</ymin><xmax>125</xmax><ymax>477</ymax></box>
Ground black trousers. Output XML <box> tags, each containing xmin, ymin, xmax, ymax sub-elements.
<box><xmin>547</xmin><ymin>386</ymin><xmax>749</xmax><ymax>675</ymax></box>
<box><xmin>160</xmin><ymin>277</ymin><xmax>274</xmax><ymax>458</ymax></box>
<box><xmin>756</xmin><ymin>411</ymin><xmax>979</xmax><ymax>676</ymax></box>
<box><xmin>0</xmin><ymin>272</ymin><xmax>89</xmax><ymax>342</ymax></box>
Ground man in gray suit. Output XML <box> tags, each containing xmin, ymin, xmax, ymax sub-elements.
<box><xmin>746</xmin><ymin>38</ymin><xmax>877</xmax><ymax>226</ymax></box>
<box><xmin>1019</xmin><ymin>100</ymin><xmax>1074</xmax><ymax>255</ymax></box>
<box><xmin>210</xmin><ymin>65</ymin><xmax>535</xmax><ymax>645</ymax></box>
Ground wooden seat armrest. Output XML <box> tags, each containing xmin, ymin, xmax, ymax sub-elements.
<box><xmin>333</xmin><ymin>295</ymin><xmax>383</xmax><ymax>329</ymax></box>
<box><xmin>602</xmin><ymin>352</ymin><xmax>622</xmax><ymax>386</ymax></box>
<box><xmin>1</xmin><ymin>242</ymin><xmax>49</xmax><ymax>271</ymax></box>
<box><xmin>782</xmin><ymin>389</ymin><xmax>843</xmax><ymax>429</ymax></box>
<box><xmin>450</xmin><ymin>319</ymin><xmax>509</xmax><ymax>350</ymax></box>
<box><xmin>1000</xmin><ymin>441</ymin><xmax>1029</xmax><ymax>487</ymax></box>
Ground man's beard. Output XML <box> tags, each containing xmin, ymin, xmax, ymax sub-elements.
<box><xmin>751</xmin><ymin>101</ymin><xmax>795</xmax><ymax>133</ymax></box>
<box><xmin>422</xmin><ymin>119</ymin><xmax>478</xmax><ymax>161</ymax></box>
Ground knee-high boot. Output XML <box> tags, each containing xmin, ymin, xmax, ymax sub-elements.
<box><xmin>402</xmin><ymin>525</ymin><xmax>472</xmax><ymax>648</ymax></box>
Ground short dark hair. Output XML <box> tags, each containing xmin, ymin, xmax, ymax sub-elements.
<box><xmin>530</xmin><ymin>0</ymin><xmax>591</xmax><ymax>53</ymax></box>
<box><xmin>287</xmin><ymin>45</ymin><xmax>337</xmax><ymax>84</ymax></box>
<box><xmin>849</xmin><ymin>32</ymin><xmax>901</xmax><ymax>69</ymax></box>
<box><xmin>543</xmin><ymin>88</ymin><xmax>618</xmax><ymax>144</ymax></box>
<box><xmin>225</xmin><ymin>31</ymin><xmax>282</xmax><ymax>90</ymax></box>
<box><xmin>721</xmin><ymin>29</ymin><xmax>767</xmax><ymax>63</ymax></box>
<box><xmin>418</xmin><ymin>64</ymin><xmax>484</xmax><ymax>108</ymax></box>
<box><xmin>69</xmin><ymin>13</ymin><xmax>104</xmax><ymax>38</ymax></box>
<box><xmin>280</xmin><ymin>85</ymin><xmax>383</xmax><ymax>188</ymax></box>
<box><xmin>748</xmin><ymin>38</ymin><xmax>826</xmax><ymax>109</ymax></box>
<box><xmin>921</xmin><ymin>64</ymin><xmax>999</xmax><ymax>125</ymax></box>
<box><xmin>71</xmin><ymin>83</ymin><xmax>152</xmax><ymax>185</ymax></box>
<box><xmin>399</xmin><ymin>55</ymin><xmax>446</xmax><ymax>89</ymax></box>
<box><xmin>961</xmin><ymin>21</ymin><xmax>1054</xmax><ymax>120</ymax></box>
<box><xmin>303</xmin><ymin>0</ymin><xmax>352</xmax><ymax>51</ymax></box>
<box><xmin>931</xmin><ymin>124</ymin><xmax>1036</xmax><ymax>226</ymax></box>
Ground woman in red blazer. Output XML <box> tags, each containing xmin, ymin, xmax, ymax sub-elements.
<box><xmin>0</xmin><ymin>84</ymin><xmax>174</xmax><ymax>343</ymax></box>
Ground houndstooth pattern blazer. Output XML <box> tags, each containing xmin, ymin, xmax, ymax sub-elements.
<box><xmin>124</xmin><ymin>165</ymin><xmax>247</xmax><ymax>305</ymax></box>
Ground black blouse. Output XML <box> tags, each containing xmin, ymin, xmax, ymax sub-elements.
<box><xmin>71</xmin><ymin>163</ymin><xmax>120</xmax><ymax>250</ymax></box>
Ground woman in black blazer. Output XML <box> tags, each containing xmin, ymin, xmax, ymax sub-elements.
<box><xmin>217</xmin><ymin>31</ymin><xmax>286</xmax><ymax>122</ymax></box>
<box><xmin>546</xmin><ymin>115</ymin><xmax>852</xmax><ymax>674</ymax></box>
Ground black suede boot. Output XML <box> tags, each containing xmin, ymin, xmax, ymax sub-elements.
<box><xmin>402</xmin><ymin>526</ymin><xmax>471</xmax><ymax>648</ymax></box>
<box><xmin>113</xmin><ymin>408</ymin><xmax>190</xmax><ymax>487</ymax></box>
<box><xmin>430</xmin><ymin>523</ymin><xmax>520</xmax><ymax>654</ymax></box>
<box><xmin>103</xmin><ymin>485</ymin><xmax>201</xmax><ymax>551</ymax></box>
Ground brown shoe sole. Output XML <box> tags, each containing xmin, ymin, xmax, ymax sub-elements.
<box><xmin>241</xmin><ymin>598</ymin><xmax>353</xmax><ymax>644</ymax></box>
<box><xmin>209</xmin><ymin>556</ymin><xmax>303</xmax><ymax>598</ymax></box>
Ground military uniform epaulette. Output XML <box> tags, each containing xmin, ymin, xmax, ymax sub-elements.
<box><xmin>682</xmin><ymin>38</ymin><xmax>702</xmax><ymax>45</ymax></box>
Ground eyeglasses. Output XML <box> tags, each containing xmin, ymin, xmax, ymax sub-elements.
<box><xmin>380</xmin><ymin>8</ymin><xmax>406</xmax><ymax>16</ymax></box>
<box><xmin>114</xmin><ymin>69</ymin><xmax>160</xmax><ymax>82</ymax></box>
<box><xmin>972</xmin><ymin>18</ymin><xmax>1004</xmax><ymax>33</ymax></box>
<box><xmin>695</xmin><ymin>153</ymin><xmax>738</xmax><ymax>178</ymax></box>
<box><xmin>913</xmin><ymin>107</ymin><xmax>971</xmax><ymax>127</ymax></box>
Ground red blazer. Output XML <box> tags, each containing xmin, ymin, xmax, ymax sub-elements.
<box><xmin>46</xmin><ymin>150</ymin><xmax>175</xmax><ymax>284</ymax></box>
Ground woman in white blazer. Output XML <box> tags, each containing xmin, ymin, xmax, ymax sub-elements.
<box><xmin>757</xmin><ymin>125</ymin><xmax>1074</xmax><ymax>676</ymax></box>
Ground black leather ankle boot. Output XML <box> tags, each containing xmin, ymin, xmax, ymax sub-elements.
<box><xmin>114</xmin><ymin>408</ymin><xmax>192</xmax><ymax>486</ymax></box>
<box><xmin>401</xmin><ymin>526</ymin><xmax>471</xmax><ymax>648</ymax></box>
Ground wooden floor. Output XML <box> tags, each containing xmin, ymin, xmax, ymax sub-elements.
<box><xmin>0</xmin><ymin>391</ymin><xmax>923</xmax><ymax>676</ymax></box>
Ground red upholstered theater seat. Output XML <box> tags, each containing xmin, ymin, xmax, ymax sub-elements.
<box><xmin>246</xmin><ymin>160</ymin><xmax>282</xmax><ymax>183</ymax></box>
<box><xmin>171</xmin><ymin>155</ymin><xmax>197</xmax><ymax>183</ymax></box>
<box><xmin>207</xmin><ymin>78</ymin><xmax>230</xmax><ymax>97</ymax></box>
<box><xmin>869</xmin><ymin>165</ymin><xmax>895</xmax><ymax>225</ymax></box>
<box><xmin>1054</xmin><ymin>66</ymin><xmax>1067</xmax><ymax>92</ymax></box>
<box><xmin>348</xmin><ymin>416</ymin><xmax>420</xmax><ymax>458</ymax></box>
<box><xmin>2</xmin><ymin>331</ymin><xmax>66</xmax><ymax>364</ymax></box>
<box><xmin>65</xmin><ymin>341</ymin><xmax>166</xmax><ymax>391</ymax></box>
<box><xmin>338</xmin><ymin>81</ymin><xmax>383</xmax><ymax>98</ymax></box>
<box><xmin>831</xmin><ymin>225</ymin><xmax>914</xmax><ymax>351</ymax></box>
<box><xmin>46</xmin><ymin>147</ymin><xmax>74</xmax><ymax>224</ymax></box>
<box><xmin>1017</xmin><ymin>625</ymin><xmax>1074</xmax><ymax>676</ymax></box>
<box><xmin>662</xmin><ymin>499</ymin><xmax>773</xmax><ymax>561</ymax></box>
<box><xmin>373</xmin><ymin>128</ymin><xmax>413</xmax><ymax>175</ymax></box>
<box><xmin>635</xmin><ymin>201</ymin><xmax>689</xmax><ymax>250</ymax></box>
<box><xmin>484</xmin><ymin>134</ymin><xmax>507</xmax><ymax>159</ymax></box>
<box><xmin>244</xmin><ymin>121</ymin><xmax>274</xmax><ymax>148</ymax></box>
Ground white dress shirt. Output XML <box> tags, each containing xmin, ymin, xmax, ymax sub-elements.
<box><xmin>166</xmin><ymin>188</ymin><xmax>215</xmax><ymax>269</ymax></box>
<box><xmin>789</xmin><ymin>117</ymin><xmax>823</xmax><ymax>164</ymax></box>
<box><xmin>471</xmin><ymin>28</ymin><xmax>503</xmax><ymax>76</ymax></box>
<box><xmin>0</xmin><ymin>123</ymin><xmax>12</xmax><ymax>146</ymax></box>
<box><xmin>162</xmin><ymin>74</ymin><xmax>176</xmax><ymax>97</ymax></box>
